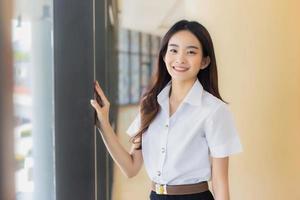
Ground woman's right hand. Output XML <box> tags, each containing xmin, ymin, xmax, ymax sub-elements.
<box><xmin>90</xmin><ymin>80</ymin><xmax>110</xmax><ymax>127</ymax></box>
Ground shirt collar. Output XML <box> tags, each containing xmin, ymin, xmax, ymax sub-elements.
<box><xmin>157</xmin><ymin>79</ymin><xmax>204</xmax><ymax>107</ymax></box>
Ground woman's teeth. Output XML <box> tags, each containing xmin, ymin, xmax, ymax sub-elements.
<box><xmin>173</xmin><ymin>66</ymin><xmax>189</xmax><ymax>72</ymax></box>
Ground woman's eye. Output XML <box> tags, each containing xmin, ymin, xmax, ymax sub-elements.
<box><xmin>187</xmin><ymin>51</ymin><xmax>196</xmax><ymax>55</ymax></box>
<box><xmin>169</xmin><ymin>49</ymin><xmax>177</xmax><ymax>53</ymax></box>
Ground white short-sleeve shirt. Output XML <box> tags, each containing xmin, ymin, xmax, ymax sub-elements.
<box><xmin>126</xmin><ymin>79</ymin><xmax>243</xmax><ymax>185</ymax></box>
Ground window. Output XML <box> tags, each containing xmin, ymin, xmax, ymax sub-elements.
<box><xmin>117</xmin><ymin>28</ymin><xmax>160</xmax><ymax>105</ymax></box>
<box><xmin>12</xmin><ymin>3</ymin><xmax>55</xmax><ymax>200</ymax></box>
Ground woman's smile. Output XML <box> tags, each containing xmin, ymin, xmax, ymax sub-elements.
<box><xmin>172</xmin><ymin>65</ymin><xmax>190</xmax><ymax>72</ymax></box>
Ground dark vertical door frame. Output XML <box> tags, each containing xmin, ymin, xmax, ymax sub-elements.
<box><xmin>54</xmin><ymin>0</ymin><xmax>117</xmax><ymax>199</ymax></box>
<box><xmin>0</xmin><ymin>0</ymin><xmax>15</xmax><ymax>199</ymax></box>
<box><xmin>53</xmin><ymin>0</ymin><xmax>95</xmax><ymax>199</ymax></box>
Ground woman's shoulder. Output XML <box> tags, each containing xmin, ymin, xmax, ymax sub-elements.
<box><xmin>203</xmin><ymin>90</ymin><xmax>226</xmax><ymax>106</ymax></box>
<box><xmin>201</xmin><ymin>90</ymin><xmax>229</xmax><ymax>116</ymax></box>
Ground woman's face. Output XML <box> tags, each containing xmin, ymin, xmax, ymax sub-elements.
<box><xmin>163</xmin><ymin>30</ymin><xmax>209</xmax><ymax>82</ymax></box>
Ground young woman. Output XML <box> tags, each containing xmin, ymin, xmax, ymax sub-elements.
<box><xmin>90</xmin><ymin>20</ymin><xmax>242</xmax><ymax>200</ymax></box>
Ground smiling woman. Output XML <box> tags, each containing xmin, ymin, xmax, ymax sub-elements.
<box><xmin>90</xmin><ymin>20</ymin><xmax>243</xmax><ymax>200</ymax></box>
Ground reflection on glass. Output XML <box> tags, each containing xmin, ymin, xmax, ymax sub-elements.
<box><xmin>12</xmin><ymin>2</ymin><xmax>54</xmax><ymax>200</ymax></box>
<box><xmin>130</xmin><ymin>54</ymin><xmax>140</xmax><ymax>102</ymax></box>
<box><xmin>141</xmin><ymin>55</ymin><xmax>150</xmax><ymax>96</ymax></box>
<box><xmin>118</xmin><ymin>29</ymin><xmax>129</xmax><ymax>52</ymax></box>
<box><xmin>141</xmin><ymin>32</ymin><xmax>149</xmax><ymax>54</ymax></box>
<box><xmin>118</xmin><ymin>53</ymin><xmax>130</xmax><ymax>104</ymax></box>
<box><xmin>130</xmin><ymin>31</ymin><xmax>139</xmax><ymax>53</ymax></box>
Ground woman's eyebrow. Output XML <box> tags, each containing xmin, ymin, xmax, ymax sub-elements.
<box><xmin>186</xmin><ymin>45</ymin><xmax>200</xmax><ymax>49</ymax></box>
<box><xmin>168</xmin><ymin>44</ymin><xmax>179</xmax><ymax>47</ymax></box>
<box><xmin>168</xmin><ymin>43</ymin><xmax>200</xmax><ymax>49</ymax></box>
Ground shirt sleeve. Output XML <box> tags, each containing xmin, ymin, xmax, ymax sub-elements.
<box><xmin>126</xmin><ymin>112</ymin><xmax>141</xmax><ymax>137</ymax></box>
<box><xmin>205</xmin><ymin>104</ymin><xmax>243</xmax><ymax>158</ymax></box>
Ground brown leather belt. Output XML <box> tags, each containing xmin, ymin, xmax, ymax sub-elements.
<box><xmin>151</xmin><ymin>181</ymin><xmax>209</xmax><ymax>195</ymax></box>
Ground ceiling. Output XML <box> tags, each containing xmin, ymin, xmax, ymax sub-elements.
<box><xmin>118</xmin><ymin>0</ymin><xmax>198</xmax><ymax>36</ymax></box>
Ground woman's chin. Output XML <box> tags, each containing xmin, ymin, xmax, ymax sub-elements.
<box><xmin>170</xmin><ymin>75</ymin><xmax>193</xmax><ymax>82</ymax></box>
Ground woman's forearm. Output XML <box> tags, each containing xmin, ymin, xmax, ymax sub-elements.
<box><xmin>212</xmin><ymin>180</ymin><xmax>230</xmax><ymax>200</ymax></box>
<box><xmin>97</xmin><ymin>122</ymin><xmax>135</xmax><ymax>178</ymax></box>
<box><xmin>211</xmin><ymin>157</ymin><xmax>230</xmax><ymax>200</ymax></box>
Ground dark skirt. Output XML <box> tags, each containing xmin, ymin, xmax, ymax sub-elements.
<box><xmin>149</xmin><ymin>190</ymin><xmax>215</xmax><ymax>200</ymax></box>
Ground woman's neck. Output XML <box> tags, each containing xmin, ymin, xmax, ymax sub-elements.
<box><xmin>169</xmin><ymin>78</ymin><xmax>197</xmax><ymax>103</ymax></box>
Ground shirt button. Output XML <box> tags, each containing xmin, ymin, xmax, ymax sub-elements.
<box><xmin>161</xmin><ymin>148</ymin><xmax>166</xmax><ymax>153</ymax></box>
<box><xmin>157</xmin><ymin>171</ymin><xmax>161</xmax><ymax>176</ymax></box>
<box><xmin>165</xmin><ymin>124</ymin><xmax>169</xmax><ymax>128</ymax></box>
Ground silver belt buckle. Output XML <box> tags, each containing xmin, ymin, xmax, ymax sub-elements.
<box><xmin>155</xmin><ymin>184</ymin><xmax>167</xmax><ymax>194</ymax></box>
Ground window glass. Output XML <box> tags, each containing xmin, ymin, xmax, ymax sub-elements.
<box><xmin>12</xmin><ymin>2</ymin><xmax>54</xmax><ymax>200</ymax></box>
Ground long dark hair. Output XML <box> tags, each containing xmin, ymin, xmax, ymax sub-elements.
<box><xmin>130</xmin><ymin>20</ymin><xmax>226</xmax><ymax>149</ymax></box>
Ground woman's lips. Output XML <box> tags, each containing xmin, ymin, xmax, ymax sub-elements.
<box><xmin>172</xmin><ymin>66</ymin><xmax>189</xmax><ymax>72</ymax></box>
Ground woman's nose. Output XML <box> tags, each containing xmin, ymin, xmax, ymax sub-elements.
<box><xmin>175</xmin><ymin>53</ymin><xmax>186</xmax><ymax>64</ymax></box>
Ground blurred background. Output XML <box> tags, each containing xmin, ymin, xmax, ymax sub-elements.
<box><xmin>0</xmin><ymin>0</ymin><xmax>300</xmax><ymax>200</ymax></box>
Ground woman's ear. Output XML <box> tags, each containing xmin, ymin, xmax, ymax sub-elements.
<box><xmin>201</xmin><ymin>56</ymin><xmax>211</xmax><ymax>69</ymax></box>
